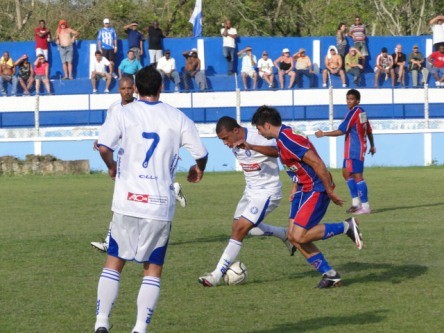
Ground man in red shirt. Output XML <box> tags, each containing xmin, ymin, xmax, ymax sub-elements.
<box><xmin>428</xmin><ymin>44</ymin><xmax>444</xmax><ymax>87</ymax></box>
<box><xmin>34</xmin><ymin>20</ymin><xmax>51</xmax><ymax>60</ymax></box>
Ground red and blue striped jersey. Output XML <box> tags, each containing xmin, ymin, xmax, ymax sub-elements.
<box><xmin>277</xmin><ymin>125</ymin><xmax>327</xmax><ymax>192</ymax></box>
<box><xmin>338</xmin><ymin>106</ymin><xmax>373</xmax><ymax>161</ymax></box>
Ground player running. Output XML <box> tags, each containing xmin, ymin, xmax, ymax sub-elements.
<box><xmin>251</xmin><ymin>105</ymin><xmax>363</xmax><ymax>288</ymax></box>
<box><xmin>315</xmin><ymin>89</ymin><xmax>375</xmax><ymax>214</ymax></box>
<box><xmin>198</xmin><ymin>116</ymin><xmax>296</xmax><ymax>287</ymax></box>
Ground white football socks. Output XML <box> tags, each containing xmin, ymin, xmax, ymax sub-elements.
<box><xmin>213</xmin><ymin>239</ymin><xmax>242</xmax><ymax>280</ymax></box>
<box><xmin>132</xmin><ymin>276</ymin><xmax>161</xmax><ymax>333</ymax></box>
<box><xmin>95</xmin><ymin>268</ymin><xmax>120</xmax><ymax>331</ymax></box>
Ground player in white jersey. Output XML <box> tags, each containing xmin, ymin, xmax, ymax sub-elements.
<box><xmin>198</xmin><ymin>116</ymin><xmax>295</xmax><ymax>287</ymax></box>
<box><xmin>94</xmin><ymin>66</ymin><xmax>208</xmax><ymax>333</ymax></box>
<box><xmin>90</xmin><ymin>76</ymin><xmax>187</xmax><ymax>253</ymax></box>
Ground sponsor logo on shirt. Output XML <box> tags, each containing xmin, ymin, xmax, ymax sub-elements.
<box><xmin>138</xmin><ymin>175</ymin><xmax>158</xmax><ymax>180</ymax></box>
<box><xmin>127</xmin><ymin>192</ymin><xmax>168</xmax><ymax>205</ymax></box>
<box><xmin>127</xmin><ymin>192</ymin><xmax>149</xmax><ymax>203</ymax></box>
<box><xmin>240</xmin><ymin>163</ymin><xmax>261</xmax><ymax>172</ymax></box>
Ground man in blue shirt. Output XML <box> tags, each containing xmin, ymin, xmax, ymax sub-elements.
<box><xmin>118</xmin><ymin>50</ymin><xmax>142</xmax><ymax>79</ymax></box>
<box><xmin>124</xmin><ymin>21</ymin><xmax>144</xmax><ymax>62</ymax></box>
<box><xmin>97</xmin><ymin>18</ymin><xmax>118</xmax><ymax>79</ymax></box>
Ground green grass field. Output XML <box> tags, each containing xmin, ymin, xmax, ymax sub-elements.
<box><xmin>1</xmin><ymin>167</ymin><xmax>443</xmax><ymax>333</ymax></box>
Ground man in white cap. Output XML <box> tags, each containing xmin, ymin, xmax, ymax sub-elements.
<box><xmin>182</xmin><ymin>47</ymin><xmax>207</xmax><ymax>91</ymax></box>
<box><xmin>97</xmin><ymin>18</ymin><xmax>118</xmax><ymax>79</ymax></box>
<box><xmin>237</xmin><ymin>46</ymin><xmax>257</xmax><ymax>90</ymax></box>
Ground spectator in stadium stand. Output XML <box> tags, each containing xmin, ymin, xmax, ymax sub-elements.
<box><xmin>429</xmin><ymin>15</ymin><xmax>444</xmax><ymax>51</ymax></box>
<box><xmin>257</xmin><ymin>50</ymin><xmax>275</xmax><ymax>88</ymax></box>
<box><xmin>322</xmin><ymin>46</ymin><xmax>347</xmax><ymax>88</ymax></box>
<box><xmin>156</xmin><ymin>49</ymin><xmax>181</xmax><ymax>92</ymax></box>
<box><xmin>91</xmin><ymin>51</ymin><xmax>113</xmax><ymax>94</ymax></box>
<box><xmin>97</xmin><ymin>18</ymin><xmax>118</xmax><ymax>79</ymax></box>
<box><xmin>293</xmin><ymin>48</ymin><xmax>316</xmax><ymax>88</ymax></box>
<box><xmin>349</xmin><ymin>16</ymin><xmax>368</xmax><ymax>67</ymax></box>
<box><xmin>345</xmin><ymin>47</ymin><xmax>364</xmax><ymax>86</ymax></box>
<box><xmin>182</xmin><ymin>48</ymin><xmax>207</xmax><ymax>91</ymax></box>
<box><xmin>273</xmin><ymin>48</ymin><xmax>296</xmax><ymax>89</ymax></box>
<box><xmin>123</xmin><ymin>21</ymin><xmax>144</xmax><ymax>61</ymax></box>
<box><xmin>237</xmin><ymin>46</ymin><xmax>258</xmax><ymax>90</ymax></box>
<box><xmin>0</xmin><ymin>51</ymin><xmax>18</xmax><ymax>96</ymax></box>
<box><xmin>143</xmin><ymin>20</ymin><xmax>165</xmax><ymax>67</ymax></box>
<box><xmin>55</xmin><ymin>19</ymin><xmax>79</xmax><ymax>80</ymax></box>
<box><xmin>34</xmin><ymin>53</ymin><xmax>52</xmax><ymax>95</ymax></box>
<box><xmin>34</xmin><ymin>20</ymin><xmax>52</xmax><ymax>60</ymax></box>
<box><xmin>392</xmin><ymin>44</ymin><xmax>406</xmax><ymax>87</ymax></box>
<box><xmin>118</xmin><ymin>50</ymin><xmax>142</xmax><ymax>79</ymax></box>
<box><xmin>221</xmin><ymin>19</ymin><xmax>238</xmax><ymax>75</ymax></box>
<box><xmin>336</xmin><ymin>22</ymin><xmax>348</xmax><ymax>60</ymax></box>
<box><xmin>427</xmin><ymin>44</ymin><xmax>444</xmax><ymax>87</ymax></box>
<box><xmin>408</xmin><ymin>44</ymin><xmax>428</xmax><ymax>88</ymax></box>
<box><xmin>374</xmin><ymin>47</ymin><xmax>394</xmax><ymax>87</ymax></box>
<box><xmin>14</xmin><ymin>54</ymin><xmax>34</xmax><ymax>96</ymax></box>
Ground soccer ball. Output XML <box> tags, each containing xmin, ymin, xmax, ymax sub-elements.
<box><xmin>223</xmin><ymin>261</ymin><xmax>248</xmax><ymax>285</ymax></box>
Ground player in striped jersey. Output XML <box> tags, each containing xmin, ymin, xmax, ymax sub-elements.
<box><xmin>315</xmin><ymin>89</ymin><xmax>375</xmax><ymax>215</ymax></box>
<box><xmin>251</xmin><ymin>105</ymin><xmax>363</xmax><ymax>288</ymax></box>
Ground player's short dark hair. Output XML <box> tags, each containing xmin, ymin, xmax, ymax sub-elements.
<box><xmin>216</xmin><ymin>116</ymin><xmax>241</xmax><ymax>134</ymax></box>
<box><xmin>39</xmin><ymin>20</ymin><xmax>45</xmax><ymax>24</ymax></box>
<box><xmin>251</xmin><ymin>105</ymin><xmax>282</xmax><ymax>127</ymax></box>
<box><xmin>347</xmin><ymin>89</ymin><xmax>361</xmax><ymax>101</ymax></box>
<box><xmin>95</xmin><ymin>51</ymin><xmax>102</xmax><ymax>55</ymax></box>
<box><xmin>135</xmin><ymin>65</ymin><xmax>161</xmax><ymax>97</ymax></box>
<box><xmin>119</xmin><ymin>75</ymin><xmax>134</xmax><ymax>86</ymax></box>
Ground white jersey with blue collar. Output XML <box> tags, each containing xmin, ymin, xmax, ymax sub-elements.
<box><xmin>98</xmin><ymin>99</ymin><xmax>208</xmax><ymax>220</ymax></box>
<box><xmin>232</xmin><ymin>127</ymin><xmax>281</xmax><ymax>190</ymax></box>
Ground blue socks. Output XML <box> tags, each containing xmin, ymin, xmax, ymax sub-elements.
<box><xmin>307</xmin><ymin>252</ymin><xmax>331</xmax><ymax>275</ymax></box>
<box><xmin>323</xmin><ymin>223</ymin><xmax>345</xmax><ymax>239</ymax></box>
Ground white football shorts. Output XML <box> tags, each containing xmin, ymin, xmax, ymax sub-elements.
<box><xmin>108</xmin><ymin>212</ymin><xmax>171</xmax><ymax>264</ymax></box>
<box><xmin>234</xmin><ymin>188</ymin><xmax>282</xmax><ymax>225</ymax></box>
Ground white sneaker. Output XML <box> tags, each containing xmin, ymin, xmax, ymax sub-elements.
<box><xmin>283</xmin><ymin>231</ymin><xmax>297</xmax><ymax>256</ymax></box>
<box><xmin>198</xmin><ymin>273</ymin><xmax>220</xmax><ymax>287</ymax></box>
<box><xmin>112</xmin><ymin>73</ymin><xmax>118</xmax><ymax>79</ymax></box>
<box><xmin>174</xmin><ymin>86</ymin><xmax>180</xmax><ymax>93</ymax></box>
<box><xmin>342</xmin><ymin>83</ymin><xmax>347</xmax><ymax>88</ymax></box>
<box><xmin>174</xmin><ymin>182</ymin><xmax>187</xmax><ymax>207</ymax></box>
<box><xmin>104</xmin><ymin>89</ymin><xmax>109</xmax><ymax>93</ymax></box>
<box><xmin>322</xmin><ymin>83</ymin><xmax>327</xmax><ymax>87</ymax></box>
<box><xmin>435</xmin><ymin>81</ymin><xmax>441</xmax><ymax>87</ymax></box>
<box><xmin>92</xmin><ymin>89</ymin><xmax>98</xmax><ymax>94</ymax></box>
<box><xmin>91</xmin><ymin>241</ymin><xmax>108</xmax><ymax>252</ymax></box>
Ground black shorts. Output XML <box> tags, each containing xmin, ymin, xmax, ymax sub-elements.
<box><xmin>102</xmin><ymin>49</ymin><xmax>115</xmax><ymax>62</ymax></box>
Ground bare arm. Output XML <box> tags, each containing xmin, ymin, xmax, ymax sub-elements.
<box><xmin>315</xmin><ymin>129</ymin><xmax>344</xmax><ymax>138</ymax></box>
<box><xmin>234</xmin><ymin>139</ymin><xmax>279</xmax><ymax>157</ymax></box>
<box><xmin>187</xmin><ymin>155</ymin><xmax>207</xmax><ymax>183</ymax></box>
<box><xmin>367</xmin><ymin>132</ymin><xmax>376</xmax><ymax>155</ymax></box>
<box><xmin>99</xmin><ymin>146</ymin><xmax>117</xmax><ymax>179</ymax></box>
<box><xmin>302</xmin><ymin>150</ymin><xmax>344</xmax><ymax>206</ymax></box>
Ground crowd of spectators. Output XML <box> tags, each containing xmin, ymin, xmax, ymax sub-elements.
<box><xmin>1</xmin><ymin>15</ymin><xmax>444</xmax><ymax>96</ymax></box>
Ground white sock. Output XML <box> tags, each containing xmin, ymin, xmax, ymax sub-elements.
<box><xmin>361</xmin><ymin>202</ymin><xmax>370</xmax><ymax>209</ymax></box>
<box><xmin>95</xmin><ymin>268</ymin><xmax>120</xmax><ymax>331</ymax></box>
<box><xmin>213</xmin><ymin>239</ymin><xmax>242</xmax><ymax>280</ymax></box>
<box><xmin>255</xmin><ymin>223</ymin><xmax>287</xmax><ymax>240</ymax></box>
<box><xmin>132</xmin><ymin>276</ymin><xmax>161</xmax><ymax>333</ymax></box>
<box><xmin>343</xmin><ymin>221</ymin><xmax>349</xmax><ymax>233</ymax></box>
<box><xmin>352</xmin><ymin>197</ymin><xmax>361</xmax><ymax>207</ymax></box>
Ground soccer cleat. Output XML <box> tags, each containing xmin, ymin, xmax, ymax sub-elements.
<box><xmin>95</xmin><ymin>328</ymin><xmax>108</xmax><ymax>333</ymax></box>
<box><xmin>174</xmin><ymin>182</ymin><xmax>187</xmax><ymax>208</ymax></box>
<box><xmin>317</xmin><ymin>272</ymin><xmax>341</xmax><ymax>288</ymax></box>
<box><xmin>283</xmin><ymin>231</ymin><xmax>297</xmax><ymax>256</ymax></box>
<box><xmin>198</xmin><ymin>273</ymin><xmax>220</xmax><ymax>287</ymax></box>
<box><xmin>353</xmin><ymin>206</ymin><xmax>371</xmax><ymax>215</ymax></box>
<box><xmin>345</xmin><ymin>217</ymin><xmax>363</xmax><ymax>249</ymax></box>
<box><xmin>91</xmin><ymin>241</ymin><xmax>108</xmax><ymax>252</ymax></box>
<box><xmin>346</xmin><ymin>205</ymin><xmax>360</xmax><ymax>213</ymax></box>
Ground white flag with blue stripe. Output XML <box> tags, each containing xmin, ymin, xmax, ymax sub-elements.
<box><xmin>189</xmin><ymin>0</ymin><xmax>202</xmax><ymax>38</ymax></box>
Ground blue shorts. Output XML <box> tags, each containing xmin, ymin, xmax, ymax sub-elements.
<box><xmin>343</xmin><ymin>159</ymin><xmax>364</xmax><ymax>174</ymax></box>
<box><xmin>289</xmin><ymin>190</ymin><xmax>330</xmax><ymax>230</ymax></box>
